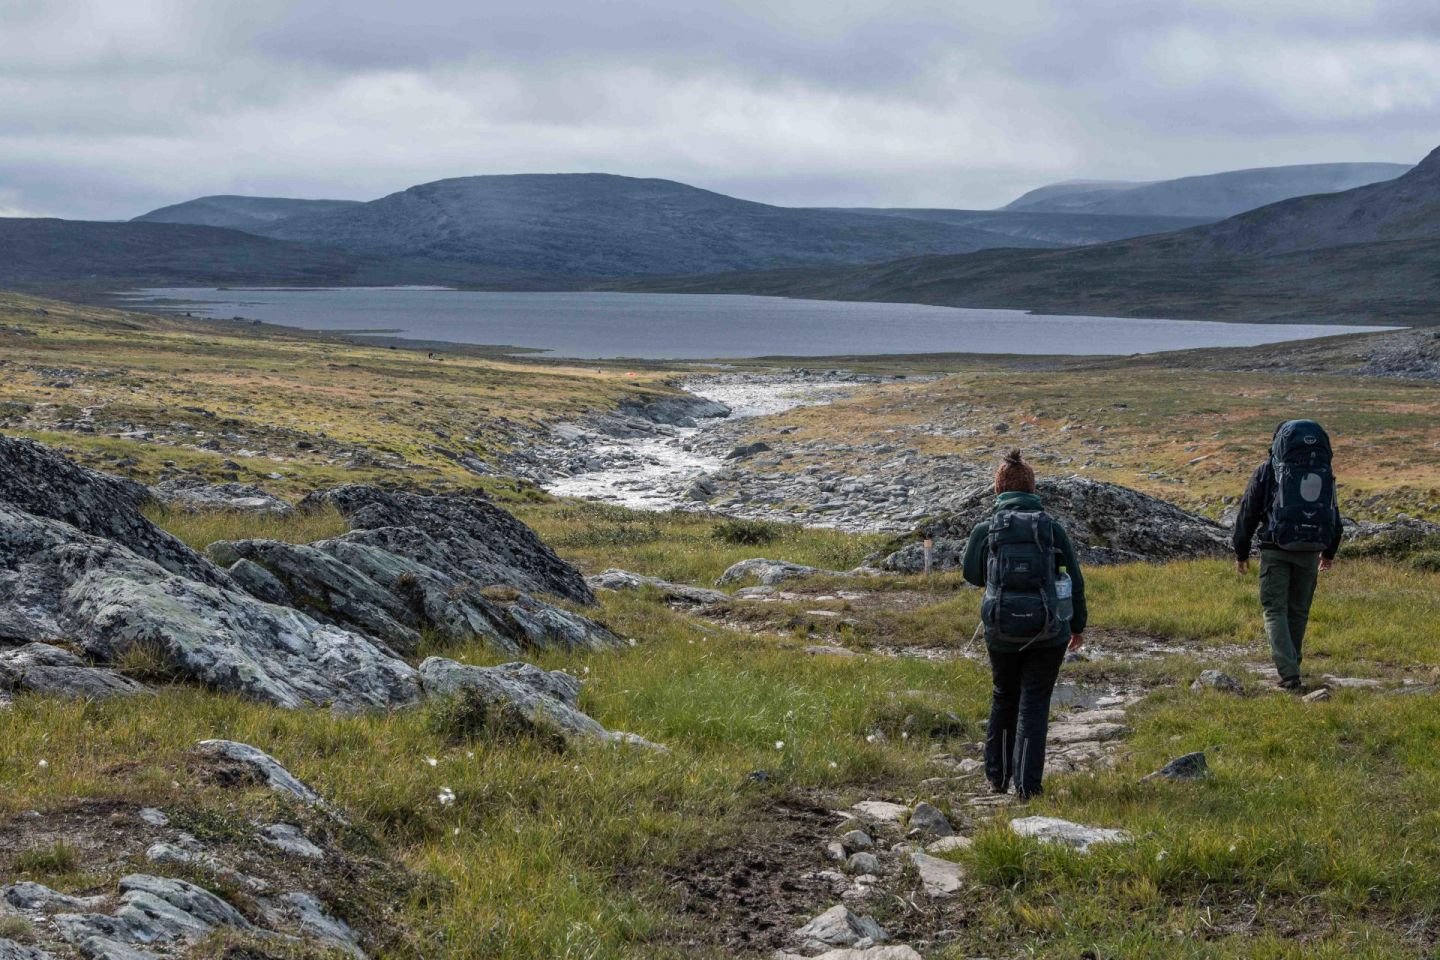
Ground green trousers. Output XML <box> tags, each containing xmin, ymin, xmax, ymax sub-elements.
<box><xmin>1259</xmin><ymin>549</ymin><xmax>1321</xmax><ymax>680</ymax></box>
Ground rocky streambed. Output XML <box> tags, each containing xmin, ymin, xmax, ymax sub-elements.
<box><xmin>530</xmin><ymin>371</ymin><xmax>890</xmax><ymax>519</ymax></box>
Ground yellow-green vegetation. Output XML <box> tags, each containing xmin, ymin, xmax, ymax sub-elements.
<box><xmin>0</xmin><ymin>292</ymin><xmax>682</xmax><ymax>498</ymax></box>
<box><xmin>6</xmin><ymin>498</ymin><xmax>1439</xmax><ymax>957</ymax></box>
<box><xmin>763</xmin><ymin>365</ymin><xmax>1440</xmax><ymax>522</ymax></box>
<box><xmin>8</xmin><ymin>291</ymin><xmax>1440</xmax><ymax>956</ymax></box>
<box><xmin>143</xmin><ymin>502</ymin><xmax>351</xmax><ymax>552</ymax></box>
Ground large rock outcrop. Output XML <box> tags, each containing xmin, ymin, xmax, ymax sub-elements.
<box><xmin>881</xmin><ymin>476</ymin><xmax>1232</xmax><ymax>570</ymax></box>
<box><xmin>302</xmin><ymin>485</ymin><xmax>594</xmax><ymax>604</ymax></box>
<box><xmin>0</xmin><ymin>435</ymin><xmax>228</xmax><ymax>586</ymax></box>
<box><xmin>0</xmin><ymin>500</ymin><xmax>421</xmax><ymax>710</ymax></box>
<box><xmin>210</xmin><ymin>490</ymin><xmax>620</xmax><ymax>655</ymax></box>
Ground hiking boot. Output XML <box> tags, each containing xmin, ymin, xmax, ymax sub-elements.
<box><xmin>1276</xmin><ymin>675</ymin><xmax>1303</xmax><ymax>692</ymax></box>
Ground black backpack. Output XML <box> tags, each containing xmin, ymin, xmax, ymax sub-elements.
<box><xmin>981</xmin><ymin>509</ymin><xmax>1071</xmax><ymax>646</ymax></box>
<box><xmin>1268</xmin><ymin>419</ymin><xmax>1337</xmax><ymax>552</ymax></box>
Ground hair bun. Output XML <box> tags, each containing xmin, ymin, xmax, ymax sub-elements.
<box><xmin>1004</xmin><ymin>449</ymin><xmax>1025</xmax><ymax>465</ymax></box>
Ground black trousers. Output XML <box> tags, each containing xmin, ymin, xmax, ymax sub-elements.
<box><xmin>985</xmin><ymin>642</ymin><xmax>1067</xmax><ymax>798</ymax></box>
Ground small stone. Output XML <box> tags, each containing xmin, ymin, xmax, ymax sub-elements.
<box><xmin>1303</xmin><ymin>688</ymin><xmax>1332</xmax><ymax>703</ymax></box>
<box><xmin>1141</xmin><ymin>751</ymin><xmax>1209</xmax><ymax>782</ymax></box>
<box><xmin>792</xmin><ymin>905</ymin><xmax>888</xmax><ymax>952</ymax></box>
<box><xmin>1191</xmin><ymin>670</ymin><xmax>1243</xmax><ymax>694</ymax></box>
<box><xmin>1323</xmin><ymin>675</ymin><xmax>1382</xmax><ymax>689</ymax></box>
<box><xmin>259</xmin><ymin>823</ymin><xmax>325</xmax><ymax>860</ymax></box>
<box><xmin>1011</xmin><ymin>816</ymin><xmax>1131</xmax><ymax>852</ymax></box>
<box><xmin>840</xmin><ymin>829</ymin><xmax>874</xmax><ymax>853</ymax></box>
<box><xmin>908</xmin><ymin>851</ymin><xmax>965</xmax><ymax>897</ymax></box>
<box><xmin>925</xmin><ymin>835</ymin><xmax>973</xmax><ymax>854</ymax></box>
<box><xmin>846</xmin><ymin>852</ymin><xmax>882</xmax><ymax>875</ymax></box>
<box><xmin>907</xmin><ymin>801</ymin><xmax>953</xmax><ymax>838</ymax></box>
<box><xmin>824</xmin><ymin>841</ymin><xmax>847</xmax><ymax>862</ymax></box>
<box><xmin>851</xmin><ymin>801</ymin><xmax>909</xmax><ymax>825</ymax></box>
<box><xmin>137</xmin><ymin>808</ymin><xmax>169</xmax><ymax>827</ymax></box>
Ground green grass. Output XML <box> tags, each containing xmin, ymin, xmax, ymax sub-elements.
<box><xmin>517</xmin><ymin>500</ymin><xmax>889</xmax><ymax>585</ymax></box>
<box><xmin>0</xmin><ymin>588</ymin><xmax>987</xmax><ymax>960</ymax></box>
<box><xmin>947</xmin><ymin>687</ymin><xmax>1440</xmax><ymax>958</ymax></box>
<box><xmin>145</xmin><ymin>503</ymin><xmax>352</xmax><ymax>551</ymax></box>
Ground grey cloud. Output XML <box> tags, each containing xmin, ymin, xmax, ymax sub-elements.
<box><xmin>0</xmin><ymin>0</ymin><xmax>1436</xmax><ymax>220</ymax></box>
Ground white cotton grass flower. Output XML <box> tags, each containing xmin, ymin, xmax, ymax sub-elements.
<box><xmin>437</xmin><ymin>787</ymin><xmax>456</xmax><ymax>807</ymax></box>
<box><xmin>865</xmin><ymin>734</ymin><xmax>877</xmax><ymax>743</ymax></box>
<box><xmin>425</xmin><ymin>756</ymin><xmax>439</xmax><ymax>767</ymax></box>
<box><xmin>775</xmin><ymin>740</ymin><xmax>785</xmax><ymax>750</ymax></box>
<box><xmin>37</xmin><ymin>759</ymin><xmax>48</xmax><ymax>769</ymax></box>
<box><xmin>828</xmin><ymin>761</ymin><xmax>838</xmax><ymax>769</ymax></box>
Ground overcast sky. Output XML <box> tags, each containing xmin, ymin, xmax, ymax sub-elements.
<box><xmin>3</xmin><ymin>0</ymin><xmax>1437</xmax><ymax>219</ymax></box>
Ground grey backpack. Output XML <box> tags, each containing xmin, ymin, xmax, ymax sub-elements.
<box><xmin>981</xmin><ymin>509</ymin><xmax>1072</xmax><ymax>646</ymax></box>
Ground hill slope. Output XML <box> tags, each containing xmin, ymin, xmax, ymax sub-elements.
<box><xmin>618</xmin><ymin>148</ymin><xmax>1440</xmax><ymax>324</ymax></box>
<box><xmin>1006</xmin><ymin>162</ymin><xmax>1411</xmax><ymax>218</ymax></box>
<box><xmin>0</xmin><ymin>218</ymin><xmax>557</xmax><ymax>290</ymax></box>
<box><xmin>257</xmin><ymin>173</ymin><xmax>1059</xmax><ymax>279</ymax></box>
<box><xmin>829</xmin><ymin>207</ymin><xmax>1212</xmax><ymax>245</ymax></box>
<box><xmin>132</xmin><ymin>195</ymin><xmax>363</xmax><ymax>231</ymax></box>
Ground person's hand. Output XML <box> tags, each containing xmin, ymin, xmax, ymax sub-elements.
<box><xmin>1068</xmin><ymin>632</ymin><xmax>1084</xmax><ymax>652</ymax></box>
<box><xmin>1236</xmin><ymin>559</ymin><xmax>1249</xmax><ymax>574</ymax></box>
<box><xmin>1320</xmin><ymin>557</ymin><xmax>1334</xmax><ymax>572</ymax></box>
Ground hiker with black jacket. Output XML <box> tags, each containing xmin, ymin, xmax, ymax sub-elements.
<box><xmin>1234</xmin><ymin>420</ymin><xmax>1343</xmax><ymax>691</ymax></box>
<box><xmin>962</xmin><ymin>450</ymin><xmax>1087</xmax><ymax>800</ymax></box>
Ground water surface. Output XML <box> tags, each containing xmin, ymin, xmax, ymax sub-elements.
<box><xmin>125</xmin><ymin>288</ymin><xmax>1390</xmax><ymax>359</ymax></box>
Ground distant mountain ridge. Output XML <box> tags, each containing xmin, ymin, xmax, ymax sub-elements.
<box><xmin>252</xmin><ymin>173</ymin><xmax>1057</xmax><ymax>278</ymax></box>
<box><xmin>827</xmin><ymin>207</ymin><xmax>1211</xmax><ymax>246</ymax></box>
<box><xmin>132</xmin><ymin>195</ymin><xmax>362</xmax><ymax>232</ymax></box>
<box><xmin>1005</xmin><ymin>162</ymin><xmax>1411</xmax><ymax>218</ymax></box>
<box><xmin>617</xmin><ymin>147</ymin><xmax>1440</xmax><ymax>325</ymax></box>
<box><xmin>0</xmin><ymin>218</ymin><xmax>556</xmax><ymax>290</ymax></box>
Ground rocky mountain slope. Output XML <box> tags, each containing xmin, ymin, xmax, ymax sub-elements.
<box><xmin>131</xmin><ymin>195</ymin><xmax>362</xmax><ymax>231</ymax></box>
<box><xmin>623</xmin><ymin>146</ymin><xmax>1440</xmax><ymax>324</ymax></box>
<box><xmin>254</xmin><ymin>173</ymin><xmax>1060</xmax><ymax>279</ymax></box>
<box><xmin>1005</xmin><ymin>161</ymin><xmax>1411</xmax><ymax>218</ymax></box>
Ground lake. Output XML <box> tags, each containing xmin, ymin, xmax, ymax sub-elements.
<box><xmin>123</xmin><ymin>288</ymin><xmax>1390</xmax><ymax>359</ymax></box>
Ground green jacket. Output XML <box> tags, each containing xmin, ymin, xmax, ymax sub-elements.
<box><xmin>961</xmin><ymin>491</ymin><xmax>1088</xmax><ymax>646</ymax></box>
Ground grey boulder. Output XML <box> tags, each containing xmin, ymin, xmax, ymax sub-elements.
<box><xmin>793</xmin><ymin>905</ymin><xmax>888</xmax><ymax>952</ymax></box>
<box><xmin>586</xmin><ymin>568</ymin><xmax>728</xmax><ymax>606</ymax></box>
<box><xmin>193</xmin><ymin>740</ymin><xmax>325</xmax><ymax>805</ymax></box>
<box><xmin>0</xmin><ymin>643</ymin><xmax>144</xmax><ymax>700</ymax></box>
<box><xmin>418</xmin><ymin>658</ymin><xmax>665</xmax><ymax>751</ymax></box>
<box><xmin>0</xmin><ymin>435</ymin><xmax>227</xmax><ymax>587</ymax></box>
<box><xmin>0</xmin><ymin>502</ymin><xmax>419</xmax><ymax>710</ymax></box>
<box><xmin>152</xmin><ymin>477</ymin><xmax>292</xmax><ymax>515</ymax></box>
<box><xmin>890</xmin><ymin>475</ymin><xmax>1232</xmax><ymax>568</ymax></box>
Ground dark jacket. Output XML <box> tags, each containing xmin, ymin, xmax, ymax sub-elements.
<box><xmin>1233</xmin><ymin>459</ymin><xmax>1343</xmax><ymax>561</ymax></box>
<box><xmin>962</xmin><ymin>491</ymin><xmax>1088</xmax><ymax>646</ymax></box>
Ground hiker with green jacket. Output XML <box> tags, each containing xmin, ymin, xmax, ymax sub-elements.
<box><xmin>962</xmin><ymin>450</ymin><xmax>1087</xmax><ymax>800</ymax></box>
<box><xmin>1234</xmin><ymin>420</ymin><xmax>1342</xmax><ymax>690</ymax></box>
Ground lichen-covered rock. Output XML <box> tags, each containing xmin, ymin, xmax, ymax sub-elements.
<box><xmin>0</xmin><ymin>435</ymin><xmax>227</xmax><ymax>586</ymax></box>
<box><xmin>0</xmin><ymin>643</ymin><xmax>144</xmax><ymax>700</ymax></box>
<box><xmin>418</xmin><ymin>658</ymin><xmax>664</xmax><ymax>751</ymax></box>
<box><xmin>586</xmin><ymin>568</ymin><xmax>728</xmax><ymax>605</ymax></box>
<box><xmin>0</xmin><ymin>503</ymin><xmax>419</xmax><ymax>710</ymax></box>
<box><xmin>1011</xmin><ymin>816</ymin><xmax>1131</xmax><ymax>852</ymax></box>
<box><xmin>792</xmin><ymin>905</ymin><xmax>888</xmax><ymax>952</ymax></box>
<box><xmin>716</xmin><ymin>558</ymin><xmax>834</xmax><ymax>587</ymax></box>
<box><xmin>0</xmin><ymin>939</ymin><xmax>54</xmax><ymax>960</ymax></box>
<box><xmin>152</xmin><ymin>477</ymin><xmax>292</xmax><ymax>515</ymax></box>
<box><xmin>211</xmin><ymin>531</ymin><xmax>618</xmax><ymax>657</ymax></box>
<box><xmin>192</xmin><ymin>740</ymin><xmax>325</xmax><ymax>805</ymax></box>
<box><xmin>884</xmin><ymin>476</ymin><xmax>1232</xmax><ymax>568</ymax></box>
<box><xmin>301</xmin><ymin>485</ymin><xmax>593</xmax><ymax>604</ymax></box>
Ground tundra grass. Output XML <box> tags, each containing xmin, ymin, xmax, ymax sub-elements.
<box><xmin>143</xmin><ymin>503</ymin><xmax>351</xmax><ymax>551</ymax></box>
<box><xmin>0</xmin><ymin>292</ymin><xmax>683</xmax><ymax>498</ymax></box>
<box><xmin>0</xmin><ymin>593</ymin><xmax>987</xmax><ymax>960</ymax></box>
